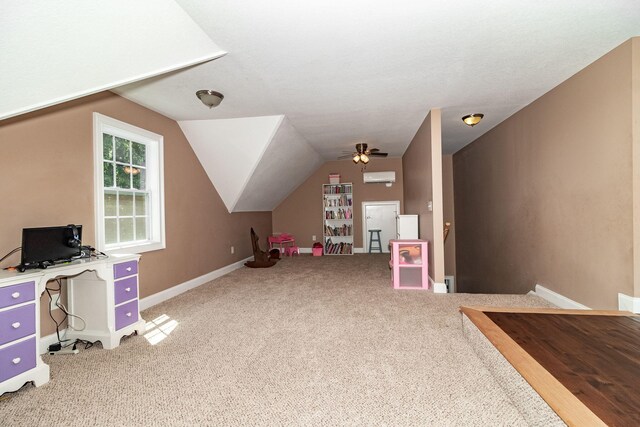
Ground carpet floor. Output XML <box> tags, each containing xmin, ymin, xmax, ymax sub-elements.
<box><xmin>1</xmin><ymin>254</ymin><xmax>553</xmax><ymax>426</ymax></box>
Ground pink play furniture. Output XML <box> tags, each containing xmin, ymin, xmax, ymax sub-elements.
<box><xmin>268</xmin><ymin>233</ymin><xmax>296</xmax><ymax>254</ymax></box>
<box><xmin>285</xmin><ymin>246</ymin><xmax>300</xmax><ymax>256</ymax></box>
<box><xmin>389</xmin><ymin>239</ymin><xmax>429</xmax><ymax>290</ymax></box>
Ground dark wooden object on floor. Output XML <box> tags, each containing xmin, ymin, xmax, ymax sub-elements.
<box><xmin>461</xmin><ymin>306</ymin><xmax>640</xmax><ymax>427</ymax></box>
<box><xmin>244</xmin><ymin>227</ymin><xmax>277</xmax><ymax>268</ymax></box>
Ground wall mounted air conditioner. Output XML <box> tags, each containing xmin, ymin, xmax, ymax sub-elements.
<box><xmin>363</xmin><ymin>171</ymin><xmax>396</xmax><ymax>184</ymax></box>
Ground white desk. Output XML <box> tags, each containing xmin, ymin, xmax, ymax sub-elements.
<box><xmin>0</xmin><ymin>255</ymin><xmax>145</xmax><ymax>395</ymax></box>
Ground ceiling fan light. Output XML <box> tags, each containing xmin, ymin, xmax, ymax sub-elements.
<box><xmin>352</xmin><ymin>154</ymin><xmax>360</xmax><ymax>164</ymax></box>
<box><xmin>360</xmin><ymin>153</ymin><xmax>369</xmax><ymax>163</ymax></box>
<box><xmin>196</xmin><ymin>90</ymin><xmax>224</xmax><ymax>108</ymax></box>
<box><xmin>462</xmin><ymin>113</ymin><xmax>484</xmax><ymax>127</ymax></box>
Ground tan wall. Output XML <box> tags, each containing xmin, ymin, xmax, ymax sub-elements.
<box><xmin>0</xmin><ymin>92</ymin><xmax>271</xmax><ymax>335</ymax></box>
<box><xmin>272</xmin><ymin>158</ymin><xmax>403</xmax><ymax>249</ymax></box>
<box><xmin>453</xmin><ymin>40</ymin><xmax>634</xmax><ymax>309</ymax></box>
<box><xmin>402</xmin><ymin>109</ymin><xmax>445</xmax><ymax>283</ymax></box>
<box><xmin>442</xmin><ymin>155</ymin><xmax>456</xmax><ymax>278</ymax></box>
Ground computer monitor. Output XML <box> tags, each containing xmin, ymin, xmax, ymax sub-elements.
<box><xmin>20</xmin><ymin>225</ymin><xmax>82</xmax><ymax>270</ymax></box>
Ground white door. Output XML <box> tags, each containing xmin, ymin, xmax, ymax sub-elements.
<box><xmin>363</xmin><ymin>201</ymin><xmax>399</xmax><ymax>253</ymax></box>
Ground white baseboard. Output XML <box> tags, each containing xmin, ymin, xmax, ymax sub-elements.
<box><xmin>138</xmin><ymin>256</ymin><xmax>251</xmax><ymax>311</ymax></box>
<box><xmin>618</xmin><ymin>293</ymin><xmax>640</xmax><ymax>313</ymax></box>
<box><xmin>433</xmin><ymin>282</ymin><xmax>447</xmax><ymax>293</ymax></box>
<box><xmin>428</xmin><ymin>276</ymin><xmax>448</xmax><ymax>294</ymax></box>
<box><xmin>39</xmin><ymin>257</ymin><xmax>250</xmax><ymax>353</ymax></box>
<box><xmin>530</xmin><ymin>284</ymin><xmax>590</xmax><ymax>310</ymax></box>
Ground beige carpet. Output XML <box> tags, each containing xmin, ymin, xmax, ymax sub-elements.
<box><xmin>1</xmin><ymin>254</ymin><xmax>553</xmax><ymax>426</ymax></box>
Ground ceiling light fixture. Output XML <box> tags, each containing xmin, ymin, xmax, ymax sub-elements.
<box><xmin>462</xmin><ymin>113</ymin><xmax>484</xmax><ymax>127</ymax></box>
<box><xmin>196</xmin><ymin>90</ymin><xmax>224</xmax><ymax>108</ymax></box>
<box><xmin>352</xmin><ymin>154</ymin><xmax>360</xmax><ymax>164</ymax></box>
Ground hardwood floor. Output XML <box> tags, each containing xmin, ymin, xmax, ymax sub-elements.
<box><xmin>461</xmin><ymin>307</ymin><xmax>640</xmax><ymax>427</ymax></box>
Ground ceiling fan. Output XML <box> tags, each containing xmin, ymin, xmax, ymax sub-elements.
<box><xmin>339</xmin><ymin>143</ymin><xmax>388</xmax><ymax>164</ymax></box>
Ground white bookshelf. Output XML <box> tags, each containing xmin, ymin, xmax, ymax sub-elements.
<box><xmin>323</xmin><ymin>183</ymin><xmax>353</xmax><ymax>255</ymax></box>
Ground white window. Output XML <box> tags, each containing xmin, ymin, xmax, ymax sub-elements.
<box><xmin>93</xmin><ymin>113</ymin><xmax>165</xmax><ymax>254</ymax></box>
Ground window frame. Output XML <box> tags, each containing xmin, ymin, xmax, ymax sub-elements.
<box><xmin>93</xmin><ymin>113</ymin><xmax>166</xmax><ymax>254</ymax></box>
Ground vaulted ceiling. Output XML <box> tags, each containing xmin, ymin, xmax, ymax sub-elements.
<box><xmin>3</xmin><ymin>1</ymin><xmax>640</xmax><ymax>212</ymax></box>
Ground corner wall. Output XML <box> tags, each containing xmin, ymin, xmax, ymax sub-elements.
<box><xmin>453</xmin><ymin>39</ymin><xmax>635</xmax><ymax>309</ymax></box>
<box><xmin>272</xmin><ymin>158</ymin><xmax>404</xmax><ymax>249</ymax></box>
<box><xmin>402</xmin><ymin>109</ymin><xmax>445</xmax><ymax>284</ymax></box>
<box><xmin>0</xmin><ymin>92</ymin><xmax>271</xmax><ymax>335</ymax></box>
<box><xmin>442</xmin><ymin>155</ymin><xmax>456</xmax><ymax>278</ymax></box>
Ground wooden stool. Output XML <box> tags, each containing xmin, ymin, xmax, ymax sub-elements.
<box><xmin>368</xmin><ymin>229</ymin><xmax>382</xmax><ymax>253</ymax></box>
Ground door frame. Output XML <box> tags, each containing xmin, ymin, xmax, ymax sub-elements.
<box><xmin>361</xmin><ymin>200</ymin><xmax>400</xmax><ymax>251</ymax></box>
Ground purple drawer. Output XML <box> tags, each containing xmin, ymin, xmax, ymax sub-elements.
<box><xmin>0</xmin><ymin>281</ymin><xmax>35</xmax><ymax>309</ymax></box>
<box><xmin>113</xmin><ymin>260</ymin><xmax>138</xmax><ymax>279</ymax></box>
<box><xmin>114</xmin><ymin>276</ymin><xmax>138</xmax><ymax>305</ymax></box>
<box><xmin>115</xmin><ymin>299</ymin><xmax>139</xmax><ymax>331</ymax></box>
<box><xmin>0</xmin><ymin>337</ymin><xmax>37</xmax><ymax>382</ymax></box>
<box><xmin>0</xmin><ymin>304</ymin><xmax>36</xmax><ymax>346</ymax></box>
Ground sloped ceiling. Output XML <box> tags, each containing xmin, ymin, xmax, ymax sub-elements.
<box><xmin>233</xmin><ymin>118</ymin><xmax>323</xmax><ymax>212</ymax></box>
<box><xmin>0</xmin><ymin>0</ymin><xmax>225</xmax><ymax>120</ymax></box>
<box><xmin>179</xmin><ymin>116</ymin><xmax>285</xmax><ymax>212</ymax></box>
<box><xmin>4</xmin><ymin>2</ymin><xmax>640</xmax><ymax>212</ymax></box>
<box><xmin>179</xmin><ymin>116</ymin><xmax>322</xmax><ymax>212</ymax></box>
<box><xmin>115</xmin><ymin>1</ymin><xmax>640</xmax><ymax>156</ymax></box>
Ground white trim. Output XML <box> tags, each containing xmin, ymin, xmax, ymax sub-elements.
<box><xmin>618</xmin><ymin>293</ymin><xmax>640</xmax><ymax>313</ymax></box>
<box><xmin>433</xmin><ymin>282</ymin><xmax>448</xmax><ymax>294</ymax></box>
<box><xmin>361</xmin><ymin>200</ymin><xmax>400</xmax><ymax>252</ymax></box>
<box><xmin>93</xmin><ymin>113</ymin><xmax>166</xmax><ymax>255</ymax></box>
<box><xmin>138</xmin><ymin>257</ymin><xmax>252</xmax><ymax>311</ymax></box>
<box><xmin>428</xmin><ymin>276</ymin><xmax>447</xmax><ymax>293</ymax></box>
<box><xmin>530</xmin><ymin>284</ymin><xmax>590</xmax><ymax>310</ymax></box>
<box><xmin>39</xmin><ymin>256</ymin><xmax>249</xmax><ymax>353</ymax></box>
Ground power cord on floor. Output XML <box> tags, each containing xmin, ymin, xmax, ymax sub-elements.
<box><xmin>45</xmin><ymin>279</ymin><xmax>89</xmax><ymax>352</ymax></box>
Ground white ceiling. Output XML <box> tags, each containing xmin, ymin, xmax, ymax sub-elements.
<box><xmin>114</xmin><ymin>0</ymin><xmax>640</xmax><ymax>155</ymax></box>
<box><xmin>5</xmin><ymin>2</ymin><xmax>640</xmax><ymax>212</ymax></box>
<box><xmin>0</xmin><ymin>0</ymin><xmax>225</xmax><ymax>120</ymax></box>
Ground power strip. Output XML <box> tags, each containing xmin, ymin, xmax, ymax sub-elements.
<box><xmin>48</xmin><ymin>347</ymin><xmax>79</xmax><ymax>356</ymax></box>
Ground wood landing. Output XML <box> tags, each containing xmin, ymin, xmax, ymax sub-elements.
<box><xmin>460</xmin><ymin>306</ymin><xmax>640</xmax><ymax>427</ymax></box>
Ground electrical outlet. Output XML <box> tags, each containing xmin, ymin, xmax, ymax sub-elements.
<box><xmin>231</xmin><ymin>246</ymin><xmax>235</xmax><ymax>254</ymax></box>
<box><xmin>312</xmin><ymin>235</ymin><xmax>316</xmax><ymax>241</ymax></box>
<box><xmin>50</xmin><ymin>298</ymin><xmax>60</xmax><ymax>311</ymax></box>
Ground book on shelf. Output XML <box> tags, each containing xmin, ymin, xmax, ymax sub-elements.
<box><xmin>323</xmin><ymin>239</ymin><xmax>353</xmax><ymax>254</ymax></box>
<box><xmin>324</xmin><ymin>224</ymin><xmax>352</xmax><ymax>236</ymax></box>
<box><xmin>323</xmin><ymin>184</ymin><xmax>353</xmax><ymax>195</ymax></box>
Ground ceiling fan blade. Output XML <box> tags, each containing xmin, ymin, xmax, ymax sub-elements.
<box><xmin>369</xmin><ymin>152</ymin><xmax>388</xmax><ymax>157</ymax></box>
<box><xmin>369</xmin><ymin>148</ymin><xmax>380</xmax><ymax>152</ymax></box>
<box><xmin>338</xmin><ymin>154</ymin><xmax>354</xmax><ymax>159</ymax></box>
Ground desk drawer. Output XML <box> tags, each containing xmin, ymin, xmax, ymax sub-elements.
<box><xmin>113</xmin><ymin>261</ymin><xmax>138</xmax><ymax>279</ymax></box>
<box><xmin>0</xmin><ymin>304</ymin><xmax>36</xmax><ymax>346</ymax></box>
<box><xmin>115</xmin><ymin>299</ymin><xmax>139</xmax><ymax>331</ymax></box>
<box><xmin>0</xmin><ymin>337</ymin><xmax>37</xmax><ymax>383</ymax></box>
<box><xmin>0</xmin><ymin>281</ymin><xmax>35</xmax><ymax>309</ymax></box>
<box><xmin>114</xmin><ymin>276</ymin><xmax>138</xmax><ymax>305</ymax></box>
